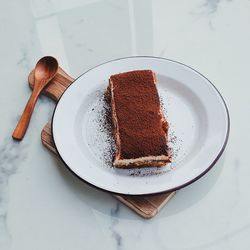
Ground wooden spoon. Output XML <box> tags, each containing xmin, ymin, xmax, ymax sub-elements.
<box><xmin>12</xmin><ymin>56</ymin><xmax>59</xmax><ymax>140</ymax></box>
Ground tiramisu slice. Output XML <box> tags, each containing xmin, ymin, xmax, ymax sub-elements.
<box><xmin>108</xmin><ymin>70</ymin><xmax>171</xmax><ymax>168</ymax></box>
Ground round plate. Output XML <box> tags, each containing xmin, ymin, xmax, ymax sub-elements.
<box><xmin>52</xmin><ymin>56</ymin><xmax>229</xmax><ymax>195</ymax></box>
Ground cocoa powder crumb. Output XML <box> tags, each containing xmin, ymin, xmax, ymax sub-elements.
<box><xmin>110</xmin><ymin>70</ymin><xmax>169</xmax><ymax>159</ymax></box>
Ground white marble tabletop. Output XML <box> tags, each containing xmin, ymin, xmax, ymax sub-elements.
<box><xmin>1</xmin><ymin>0</ymin><xmax>250</xmax><ymax>249</ymax></box>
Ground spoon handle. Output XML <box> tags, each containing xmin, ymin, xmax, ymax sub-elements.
<box><xmin>12</xmin><ymin>89</ymin><xmax>40</xmax><ymax>140</ymax></box>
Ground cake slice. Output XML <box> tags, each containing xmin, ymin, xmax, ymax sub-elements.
<box><xmin>108</xmin><ymin>70</ymin><xmax>171</xmax><ymax>168</ymax></box>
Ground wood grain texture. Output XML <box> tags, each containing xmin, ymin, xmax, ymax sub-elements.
<box><xmin>114</xmin><ymin>192</ymin><xmax>175</xmax><ymax>219</ymax></box>
<box><xmin>41</xmin><ymin>122</ymin><xmax>57</xmax><ymax>154</ymax></box>
<box><xmin>28</xmin><ymin>67</ymin><xmax>74</xmax><ymax>101</ymax></box>
<box><xmin>12</xmin><ymin>90</ymin><xmax>40</xmax><ymax>140</ymax></box>
<box><xmin>13</xmin><ymin>58</ymin><xmax>58</xmax><ymax>140</ymax></box>
<box><xmin>29</xmin><ymin>67</ymin><xmax>175</xmax><ymax>219</ymax></box>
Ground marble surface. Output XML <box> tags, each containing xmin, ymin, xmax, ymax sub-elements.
<box><xmin>0</xmin><ymin>0</ymin><xmax>250</xmax><ymax>249</ymax></box>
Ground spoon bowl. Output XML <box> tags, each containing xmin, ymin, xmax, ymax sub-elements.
<box><xmin>35</xmin><ymin>56</ymin><xmax>58</xmax><ymax>82</ymax></box>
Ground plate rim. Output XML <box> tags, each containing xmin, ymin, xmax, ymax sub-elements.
<box><xmin>51</xmin><ymin>56</ymin><xmax>230</xmax><ymax>196</ymax></box>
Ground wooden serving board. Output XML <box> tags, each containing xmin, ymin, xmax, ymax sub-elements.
<box><xmin>28</xmin><ymin>67</ymin><xmax>175</xmax><ymax>219</ymax></box>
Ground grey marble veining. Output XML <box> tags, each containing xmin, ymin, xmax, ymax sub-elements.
<box><xmin>203</xmin><ymin>0</ymin><xmax>233</xmax><ymax>14</ymax></box>
<box><xmin>16</xmin><ymin>48</ymin><xmax>31</xmax><ymax>70</ymax></box>
<box><xmin>0</xmin><ymin>138</ymin><xmax>28</xmax><ymax>249</ymax></box>
<box><xmin>110</xmin><ymin>203</ymin><xmax>122</xmax><ymax>250</ymax></box>
<box><xmin>203</xmin><ymin>0</ymin><xmax>223</xmax><ymax>14</ymax></box>
<box><xmin>0</xmin><ymin>215</ymin><xmax>10</xmax><ymax>249</ymax></box>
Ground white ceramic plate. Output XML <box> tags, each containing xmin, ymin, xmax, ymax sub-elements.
<box><xmin>52</xmin><ymin>57</ymin><xmax>229</xmax><ymax>195</ymax></box>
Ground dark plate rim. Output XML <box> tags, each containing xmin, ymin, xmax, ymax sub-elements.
<box><xmin>51</xmin><ymin>56</ymin><xmax>230</xmax><ymax>196</ymax></box>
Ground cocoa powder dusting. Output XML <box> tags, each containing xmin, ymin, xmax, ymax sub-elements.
<box><xmin>110</xmin><ymin>70</ymin><xmax>169</xmax><ymax>159</ymax></box>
